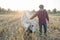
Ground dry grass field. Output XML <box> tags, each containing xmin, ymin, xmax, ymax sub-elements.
<box><xmin>0</xmin><ymin>13</ymin><xmax>60</xmax><ymax>40</ymax></box>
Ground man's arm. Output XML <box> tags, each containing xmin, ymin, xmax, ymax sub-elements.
<box><xmin>30</xmin><ymin>12</ymin><xmax>38</xmax><ymax>19</ymax></box>
<box><xmin>46</xmin><ymin>11</ymin><xmax>49</xmax><ymax>22</ymax></box>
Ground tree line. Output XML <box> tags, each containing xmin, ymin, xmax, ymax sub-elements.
<box><xmin>31</xmin><ymin>8</ymin><xmax>60</xmax><ymax>14</ymax></box>
<box><xmin>48</xmin><ymin>8</ymin><xmax>60</xmax><ymax>14</ymax></box>
<box><xmin>0</xmin><ymin>7</ymin><xmax>17</xmax><ymax>14</ymax></box>
<box><xmin>0</xmin><ymin>7</ymin><xmax>60</xmax><ymax>14</ymax></box>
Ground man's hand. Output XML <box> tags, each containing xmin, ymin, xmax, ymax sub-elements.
<box><xmin>48</xmin><ymin>21</ymin><xmax>49</xmax><ymax>23</ymax></box>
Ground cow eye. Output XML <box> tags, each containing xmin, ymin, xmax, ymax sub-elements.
<box><xmin>32</xmin><ymin>25</ymin><xmax>33</xmax><ymax>27</ymax></box>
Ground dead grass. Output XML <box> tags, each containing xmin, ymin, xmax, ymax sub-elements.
<box><xmin>0</xmin><ymin>13</ymin><xmax>60</xmax><ymax>40</ymax></box>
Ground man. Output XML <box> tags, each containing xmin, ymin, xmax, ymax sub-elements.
<box><xmin>30</xmin><ymin>5</ymin><xmax>49</xmax><ymax>36</ymax></box>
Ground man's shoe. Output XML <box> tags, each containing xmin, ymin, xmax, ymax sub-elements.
<box><xmin>39</xmin><ymin>32</ymin><xmax>42</xmax><ymax>37</ymax></box>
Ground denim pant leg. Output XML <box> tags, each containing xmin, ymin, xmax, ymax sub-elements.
<box><xmin>43</xmin><ymin>23</ymin><xmax>47</xmax><ymax>33</ymax></box>
<box><xmin>39</xmin><ymin>23</ymin><xmax>42</xmax><ymax>34</ymax></box>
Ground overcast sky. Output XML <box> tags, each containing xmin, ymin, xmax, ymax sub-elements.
<box><xmin>0</xmin><ymin>0</ymin><xmax>60</xmax><ymax>11</ymax></box>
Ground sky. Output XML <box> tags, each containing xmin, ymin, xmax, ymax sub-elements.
<box><xmin>0</xmin><ymin>0</ymin><xmax>60</xmax><ymax>11</ymax></box>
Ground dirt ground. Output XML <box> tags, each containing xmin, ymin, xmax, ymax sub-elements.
<box><xmin>0</xmin><ymin>13</ymin><xmax>60</xmax><ymax>40</ymax></box>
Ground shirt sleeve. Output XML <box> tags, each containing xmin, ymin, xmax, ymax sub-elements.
<box><xmin>31</xmin><ymin>12</ymin><xmax>38</xmax><ymax>19</ymax></box>
<box><xmin>46</xmin><ymin>10</ymin><xmax>49</xmax><ymax>21</ymax></box>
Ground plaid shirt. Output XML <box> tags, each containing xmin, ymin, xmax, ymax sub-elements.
<box><xmin>31</xmin><ymin>9</ymin><xmax>49</xmax><ymax>24</ymax></box>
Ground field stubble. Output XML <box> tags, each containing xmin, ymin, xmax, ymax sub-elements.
<box><xmin>0</xmin><ymin>14</ymin><xmax>60</xmax><ymax>40</ymax></box>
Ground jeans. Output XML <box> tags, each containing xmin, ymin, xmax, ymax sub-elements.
<box><xmin>39</xmin><ymin>23</ymin><xmax>47</xmax><ymax>34</ymax></box>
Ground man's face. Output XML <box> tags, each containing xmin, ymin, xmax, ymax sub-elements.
<box><xmin>39</xmin><ymin>7</ymin><xmax>44</xmax><ymax>10</ymax></box>
<box><xmin>40</xmin><ymin>7</ymin><xmax>43</xmax><ymax>9</ymax></box>
<box><xmin>39</xmin><ymin>5</ymin><xmax>44</xmax><ymax>9</ymax></box>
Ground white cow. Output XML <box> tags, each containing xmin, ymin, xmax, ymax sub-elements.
<box><xmin>21</xmin><ymin>11</ymin><xmax>36</xmax><ymax>33</ymax></box>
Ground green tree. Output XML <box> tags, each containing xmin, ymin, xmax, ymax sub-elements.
<box><xmin>48</xmin><ymin>10</ymin><xmax>51</xmax><ymax>13</ymax></box>
<box><xmin>53</xmin><ymin>8</ymin><xmax>57</xmax><ymax>13</ymax></box>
